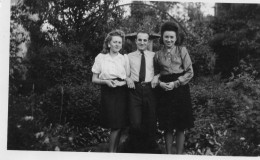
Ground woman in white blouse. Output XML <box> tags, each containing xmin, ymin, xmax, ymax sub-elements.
<box><xmin>92</xmin><ymin>30</ymin><xmax>129</xmax><ymax>152</ymax></box>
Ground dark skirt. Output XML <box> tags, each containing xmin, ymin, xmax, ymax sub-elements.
<box><xmin>157</xmin><ymin>73</ymin><xmax>194</xmax><ymax>131</ymax></box>
<box><xmin>100</xmin><ymin>83</ymin><xmax>128</xmax><ymax>129</ymax></box>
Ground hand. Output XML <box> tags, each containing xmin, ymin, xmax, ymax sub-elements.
<box><xmin>175</xmin><ymin>80</ymin><xmax>181</xmax><ymax>88</ymax></box>
<box><xmin>151</xmin><ymin>75</ymin><xmax>159</xmax><ymax>88</ymax></box>
<box><xmin>106</xmin><ymin>80</ymin><xmax>116</xmax><ymax>88</ymax></box>
<box><xmin>125</xmin><ymin>77</ymin><xmax>135</xmax><ymax>89</ymax></box>
<box><xmin>159</xmin><ymin>81</ymin><xmax>176</xmax><ymax>91</ymax></box>
<box><xmin>164</xmin><ymin>80</ymin><xmax>181</xmax><ymax>91</ymax></box>
<box><xmin>159</xmin><ymin>81</ymin><xmax>169</xmax><ymax>91</ymax></box>
<box><xmin>113</xmin><ymin>80</ymin><xmax>126</xmax><ymax>87</ymax></box>
<box><xmin>165</xmin><ymin>82</ymin><xmax>175</xmax><ymax>91</ymax></box>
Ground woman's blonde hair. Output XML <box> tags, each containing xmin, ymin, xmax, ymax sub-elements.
<box><xmin>101</xmin><ymin>29</ymin><xmax>125</xmax><ymax>54</ymax></box>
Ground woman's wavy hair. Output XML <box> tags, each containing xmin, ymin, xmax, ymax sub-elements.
<box><xmin>101</xmin><ymin>29</ymin><xmax>125</xmax><ymax>54</ymax></box>
<box><xmin>159</xmin><ymin>21</ymin><xmax>184</xmax><ymax>46</ymax></box>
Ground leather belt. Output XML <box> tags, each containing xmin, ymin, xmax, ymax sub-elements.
<box><xmin>134</xmin><ymin>81</ymin><xmax>151</xmax><ymax>87</ymax></box>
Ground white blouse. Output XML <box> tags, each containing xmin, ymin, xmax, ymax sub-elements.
<box><xmin>91</xmin><ymin>53</ymin><xmax>129</xmax><ymax>80</ymax></box>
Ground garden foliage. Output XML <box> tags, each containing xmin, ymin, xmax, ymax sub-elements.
<box><xmin>8</xmin><ymin>1</ymin><xmax>260</xmax><ymax>156</ymax></box>
<box><xmin>185</xmin><ymin>69</ymin><xmax>260</xmax><ymax>156</ymax></box>
<box><xmin>209</xmin><ymin>3</ymin><xmax>260</xmax><ymax>77</ymax></box>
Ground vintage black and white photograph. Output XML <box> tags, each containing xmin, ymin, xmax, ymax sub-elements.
<box><xmin>2</xmin><ymin>0</ymin><xmax>260</xmax><ymax>159</ymax></box>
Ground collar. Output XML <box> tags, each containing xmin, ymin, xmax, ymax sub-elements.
<box><xmin>163</xmin><ymin>46</ymin><xmax>176</xmax><ymax>52</ymax></box>
<box><xmin>137</xmin><ymin>50</ymin><xmax>147</xmax><ymax>55</ymax></box>
<box><xmin>162</xmin><ymin>46</ymin><xmax>178</xmax><ymax>56</ymax></box>
<box><xmin>106</xmin><ymin>52</ymin><xmax>121</xmax><ymax>59</ymax></box>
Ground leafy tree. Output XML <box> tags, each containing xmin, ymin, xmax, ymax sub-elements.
<box><xmin>184</xmin><ymin>10</ymin><xmax>216</xmax><ymax>76</ymax></box>
<box><xmin>11</xmin><ymin>0</ymin><xmax>126</xmax><ymax>86</ymax></box>
<box><xmin>123</xmin><ymin>1</ymin><xmax>189</xmax><ymax>34</ymax></box>
<box><xmin>18</xmin><ymin>0</ymin><xmax>124</xmax><ymax>55</ymax></box>
<box><xmin>9</xmin><ymin>3</ymin><xmax>31</xmax><ymax>94</ymax></box>
<box><xmin>209</xmin><ymin>3</ymin><xmax>260</xmax><ymax>78</ymax></box>
<box><xmin>185</xmin><ymin>2</ymin><xmax>204</xmax><ymax>21</ymax></box>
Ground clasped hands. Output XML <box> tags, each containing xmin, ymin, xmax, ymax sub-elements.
<box><xmin>159</xmin><ymin>80</ymin><xmax>180</xmax><ymax>91</ymax></box>
<box><xmin>106</xmin><ymin>79</ymin><xmax>126</xmax><ymax>87</ymax></box>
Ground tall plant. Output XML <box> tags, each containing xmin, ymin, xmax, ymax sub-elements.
<box><xmin>209</xmin><ymin>3</ymin><xmax>260</xmax><ymax>77</ymax></box>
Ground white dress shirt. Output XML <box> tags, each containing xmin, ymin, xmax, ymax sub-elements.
<box><xmin>127</xmin><ymin>50</ymin><xmax>155</xmax><ymax>82</ymax></box>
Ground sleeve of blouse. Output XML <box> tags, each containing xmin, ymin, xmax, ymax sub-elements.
<box><xmin>124</xmin><ymin>54</ymin><xmax>131</xmax><ymax>77</ymax></box>
<box><xmin>91</xmin><ymin>54</ymin><xmax>102</xmax><ymax>74</ymax></box>
<box><xmin>153</xmin><ymin>52</ymin><xmax>160</xmax><ymax>75</ymax></box>
<box><xmin>178</xmin><ymin>47</ymin><xmax>194</xmax><ymax>85</ymax></box>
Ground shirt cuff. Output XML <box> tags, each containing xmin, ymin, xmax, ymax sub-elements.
<box><xmin>178</xmin><ymin>77</ymin><xmax>185</xmax><ymax>85</ymax></box>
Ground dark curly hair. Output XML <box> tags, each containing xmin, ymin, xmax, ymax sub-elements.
<box><xmin>159</xmin><ymin>21</ymin><xmax>184</xmax><ymax>46</ymax></box>
<box><xmin>101</xmin><ymin>29</ymin><xmax>125</xmax><ymax>54</ymax></box>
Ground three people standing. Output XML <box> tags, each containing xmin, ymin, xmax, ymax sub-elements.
<box><xmin>91</xmin><ymin>21</ymin><xmax>194</xmax><ymax>154</ymax></box>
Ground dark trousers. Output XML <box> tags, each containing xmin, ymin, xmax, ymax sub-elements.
<box><xmin>127</xmin><ymin>83</ymin><xmax>158</xmax><ymax>153</ymax></box>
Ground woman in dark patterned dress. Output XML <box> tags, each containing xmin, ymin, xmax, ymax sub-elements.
<box><xmin>154</xmin><ymin>22</ymin><xmax>195</xmax><ymax>154</ymax></box>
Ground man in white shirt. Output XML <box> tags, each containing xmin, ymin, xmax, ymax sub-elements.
<box><xmin>125</xmin><ymin>32</ymin><xmax>159</xmax><ymax>153</ymax></box>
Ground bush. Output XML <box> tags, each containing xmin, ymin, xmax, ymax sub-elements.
<box><xmin>27</xmin><ymin>44</ymin><xmax>92</xmax><ymax>87</ymax></box>
<box><xmin>41</xmin><ymin>82</ymin><xmax>101</xmax><ymax>127</ymax></box>
<box><xmin>185</xmin><ymin>20</ymin><xmax>216</xmax><ymax>77</ymax></box>
<box><xmin>222</xmin><ymin>73</ymin><xmax>260</xmax><ymax>156</ymax></box>
<box><xmin>31</xmin><ymin>123</ymin><xmax>109</xmax><ymax>151</ymax></box>
<box><xmin>7</xmin><ymin>79</ymin><xmax>109</xmax><ymax>151</ymax></box>
<box><xmin>185</xmin><ymin>73</ymin><xmax>260</xmax><ymax>156</ymax></box>
<box><xmin>8</xmin><ymin>93</ymin><xmax>46</xmax><ymax>150</ymax></box>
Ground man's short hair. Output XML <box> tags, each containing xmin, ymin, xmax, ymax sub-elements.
<box><xmin>136</xmin><ymin>31</ymin><xmax>150</xmax><ymax>40</ymax></box>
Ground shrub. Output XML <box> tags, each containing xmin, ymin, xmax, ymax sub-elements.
<box><xmin>222</xmin><ymin>73</ymin><xmax>260</xmax><ymax>156</ymax></box>
<box><xmin>185</xmin><ymin>20</ymin><xmax>216</xmax><ymax>77</ymax></box>
<box><xmin>32</xmin><ymin>123</ymin><xmax>109</xmax><ymax>151</ymax></box>
<box><xmin>8</xmin><ymin>79</ymin><xmax>108</xmax><ymax>151</ymax></box>
<box><xmin>41</xmin><ymin>82</ymin><xmax>101</xmax><ymax>127</ymax></box>
<box><xmin>8</xmin><ymin>93</ymin><xmax>46</xmax><ymax>150</ymax></box>
<box><xmin>185</xmin><ymin>73</ymin><xmax>260</xmax><ymax>156</ymax></box>
<box><xmin>27</xmin><ymin>44</ymin><xmax>91</xmax><ymax>87</ymax></box>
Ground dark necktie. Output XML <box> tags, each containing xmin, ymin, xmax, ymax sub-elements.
<box><xmin>139</xmin><ymin>51</ymin><xmax>146</xmax><ymax>82</ymax></box>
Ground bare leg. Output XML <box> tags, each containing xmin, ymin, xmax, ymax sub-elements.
<box><xmin>164</xmin><ymin>130</ymin><xmax>173</xmax><ymax>154</ymax></box>
<box><xmin>113</xmin><ymin>129</ymin><xmax>122</xmax><ymax>152</ymax></box>
<box><xmin>176</xmin><ymin>129</ymin><xmax>185</xmax><ymax>154</ymax></box>
<box><xmin>109</xmin><ymin>129</ymin><xmax>121</xmax><ymax>152</ymax></box>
